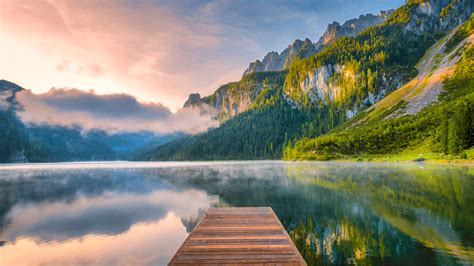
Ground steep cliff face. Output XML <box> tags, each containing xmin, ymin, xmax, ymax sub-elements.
<box><xmin>187</xmin><ymin>10</ymin><xmax>397</xmax><ymax>121</ymax></box>
<box><xmin>183</xmin><ymin>93</ymin><xmax>203</xmax><ymax>108</ymax></box>
<box><xmin>184</xmin><ymin>72</ymin><xmax>287</xmax><ymax>120</ymax></box>
<box><xmin>283</xmin><ymin>0</ymin><xmax>472</xmax><ymax>118</ymax></box>
<box><xmin>314</xmin><ymin>10</ymin><xmax>394</xmax><ymax>50</ymax></box>
<box><xmin>151</xmin><ymin>1</ymin><xmax>472</xmax><ymax>161</ymax></box>
<box><xmin>404</xmin><ymin>0</ymin><xmax>473</xmax><ymax>33</ymax></box>
<box><xmin>243</xmin><ymin>38</ymin><xmax>315</xmax><ymax>76</ymax></box>
<box><xmin>289</xmin><ymin>64</ymin><xmax>415</xmax><ymax>114</ymax></box>
<box><xmin>202</xmin><ymin>82</ymin><xmax>263</xmax><ymax>120</ymax></box>
<box><xmin>183</xmin><ymin>1</ymin><xmax>472</xmax><ymax>123</ymax></box>
<box><xmin>300</xmin><ymin>64</ymin><xmax>345</xmax><ymax>102</ymax></box>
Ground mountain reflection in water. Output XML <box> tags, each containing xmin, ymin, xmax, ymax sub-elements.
<box><xmin>0</xmin><ymin>161</ymin><xmax>472</xmax><ymax>265</ymax></box>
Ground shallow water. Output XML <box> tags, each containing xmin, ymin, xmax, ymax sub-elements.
<box><xmin>0</xmin><ymin>161</ymin><xmax>472</xmax><ymax>265</ymax></box>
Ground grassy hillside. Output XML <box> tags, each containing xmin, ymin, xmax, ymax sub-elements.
<box><xmin>284</xmin><ymin>24</ymin><xmax>474</xmax><ymax>161</ymax></box>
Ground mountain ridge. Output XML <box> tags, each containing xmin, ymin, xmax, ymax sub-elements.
<box><xmin>146</xmin><ymin>0</ymin><xmax>473</xmax><ymax>161</ymax></box>
<box><xmin>0</xmin><ymin>80</ymin><xmax>184</xmax><ymax>163</ymax></box>
<box><xmin>184</xmin><ymin>9</ymin><xmax>397</xmax><ymax>121</ymax></box>
<box><xmin>243</xmin><ymin>9</ymin><xmax>395</xmax><ymax>77</ymax></box>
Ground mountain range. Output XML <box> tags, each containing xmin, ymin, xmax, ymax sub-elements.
<box><xmin>0</xmin><ymin>80</ymin><xmax>184</xmax><ymax>163</ymax></box>
<box><xmin>144</xmin><ymin>0</ymin><xmax>473</xmax><ymax>161</ymax></box>
<box><xmin>183</xmin><ymin>9</ymin><xmax>396</xmax><ymax>120</ymax></box>
<box><xmin>243</xmin><ymin>10</ymin><xmax>395</xmax><ymax>76</ymax></box>
<box><xmin>1</xmin><ymin>0</ymin><xmax>473</xmax><ymax>163</ymax></box>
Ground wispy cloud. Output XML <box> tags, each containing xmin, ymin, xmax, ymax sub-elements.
<box><xmin>56</xmin><ymin>60</ymin><xmax>103</xmax><ymax>77</ymax></box>
<box><xmin>16</xmin><ymin>88</ymin><xmax>217</xmax><ymax>133</ymax></box>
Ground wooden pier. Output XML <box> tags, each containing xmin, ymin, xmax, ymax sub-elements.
<box><xmin>169</xmin><ymin>207</ymin><xmax>306</xmax><ymax>265</ymax></box>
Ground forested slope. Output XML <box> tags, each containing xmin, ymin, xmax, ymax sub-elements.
<box><xmin>146</xmin><ymin>0</ymin><xmax>472</xmax><ymax>161</ymax></box>
<box><xmin>285</xmin><ymin>18</ymin><xmax>474</xmax><ymax>161</ymax></box>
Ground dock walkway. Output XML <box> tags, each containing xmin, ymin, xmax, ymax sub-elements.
<box><xmin>169</xmin><ymin>207</ymin><xmax>306</xmax><ymax>265</ymax></box>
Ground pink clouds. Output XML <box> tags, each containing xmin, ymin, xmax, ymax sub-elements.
<box><xmin>57</xmin><ymin>60</ymin><xmax>103</xmax><ymax>77</ymax></box>
<box><xmin>1</xmin><ymin>0</ymin><xmax>404</xmax><ymax>111</ymax></box>
<box><xmin>0</xmin><ymin>0</ymin><xmax>242</xmax><ymax>110</ymax></box>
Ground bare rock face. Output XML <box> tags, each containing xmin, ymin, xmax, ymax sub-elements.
<box><xmin>287</xmin><ymin>63</ymin><xmax>416</xmax><ymax>115</ymax></box>
<box><xmin>203</xmin><ymin>82</ymin><xmax>264</xmax><ymax>120</ymax></box>
<box><xmin>314</xmin><ymin>10</ymin><xmax>394</xmax><ymax>50</ymax></box>
<box><xmin>301</xmin><ymin>64</ymin><xmax>345</xmax><ymax>102</ymax></box>
<box><xmin>185</xmin><ymin>9</ymin><xmax>397</xmax><ymax>120</ymax></box>
<box><xmin>243</xmin><ymin>10</ymin><xmax>394</xmax><ymax>76</ymax></box>
<box><xmin>284</xmin><ymin>0</ymin><xmax>472</xmax><ymax>116</ymax></box>
<box><xmin>243</xmin><ymin>38</ymin><xmax>316</xmax><ymax>76</ymax></box>
<box><xmin>183</xmin><ymin>93</ymin><xmax>203</xmax><ymax>108</ymax></box>
<box><xmin>183</xmin><ymin>1</ymin><xmax>472</xmax><ymax>123</ymax></box>
<box><xmin>183</xmin><ymin>80</ymin><xmax>265</xmax><ymax>121</ymax></box>
<box><xmin>404</xmin><ymin>0</ymin><xmax>473</xmax><ymax>33</ymax></box>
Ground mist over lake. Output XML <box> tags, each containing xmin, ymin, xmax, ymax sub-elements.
<box><xmin>0</xmin><ymin>161</ymin><xmax>472</xmax><ymax>265</ymax></box>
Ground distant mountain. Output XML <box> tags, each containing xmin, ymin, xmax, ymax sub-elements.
<box><xmin>149</xmin><ymin>0</ymin><xmax>473</xmax><ymax>161</ymax></box>
<box><xmin>243</xmin><ymin>10</ymin><xmax>393</xmax><ymax>77</ymax></box>
<box><xmin>0</xmin><ymin>80</ymin><xmax>184</xmax><ymax>163</ymax></box>
<box><xmin>0</xmin><ymin>79</ymin><xmax>23</xmax><ymax>92</ymax></box>
<box><xmin>243</xmin><ymin>38</ymin><xmax>316</xmax><ymax>76</ymax></box>
<box><xmin>183</xmin><ymin>72</ymin><xmax>286</xmax><ymax>120</ymax></box>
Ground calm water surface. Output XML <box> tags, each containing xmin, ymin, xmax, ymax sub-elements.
<box><xmin>0</xmin><ymin>161</ymin><xmax>472</xmax><ymax>265</ymax></box>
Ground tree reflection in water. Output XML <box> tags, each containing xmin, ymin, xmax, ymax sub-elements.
<box><xmin>0</xmin><ymin>162</ymin><xmax>472</xmax><ymax>265</ymax></box>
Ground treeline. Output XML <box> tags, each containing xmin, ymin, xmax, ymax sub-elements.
<box><xmin>143</xmin><ymin>85</ymin><xmax>347</xmax><ymax>160</ymax></box>
<box><xmin>0</xmin><ymin>109</ymin><xmax>119</xmax><ymax>163</ymax></box>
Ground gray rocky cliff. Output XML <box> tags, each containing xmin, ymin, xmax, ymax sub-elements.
<box><xmin>404</xmin><ymin>0</ymin><xmax>473</xmax><ymax>33</ymax></box>
<box><xmin>243</xmin><ymin>38</ymin><xmax>315</xmax><ymax>76</ymax></box>
<box><xmin>314</xmin><ymin>10</ymin><xmax>394</xmax><ymax>50</ymax></box>
<box><xmin>243</xmin><ymin>10</ymin><xmax>394</xmax><ymax>76</ymax></box>
<box><xmin>183</xmin><ymin>93</ymin><xmax>203</xmax><ymax>108</ymax></box>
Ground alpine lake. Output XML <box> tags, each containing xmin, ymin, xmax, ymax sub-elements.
<box><xmin>0</xmin><ymin>161</ymin><xmax>472</xmax><ymax>265</ymax></box>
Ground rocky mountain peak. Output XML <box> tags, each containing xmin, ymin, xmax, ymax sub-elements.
<box><xmin>0</xmin><ymin>80</ymin><xmax>24</xmax><ymax>111</ymax></box>
<box><xmin>315</xmin><ymin>9</ymin><xmax>394</xmax><ymax>49</ymax></box>
<box><xmin>243</xmin><ymin>38</ymin><xmax>317</xmax><ymax>76</ymax></box>
<box><xmin>0</xmin><ymin>79</ymin><xmax>24</xmax><ymax>92</ymax></box>
<box><xmin>243</xmin><ymin>10</ymin><xmax>394</xmax><ymax>76</ymax></box>
<box><xmin>183</xmin><ymin>93</ymin><xmax>203</xmax><ymax>108</ymax></box>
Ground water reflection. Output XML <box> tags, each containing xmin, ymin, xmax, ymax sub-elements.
<box><xmin>3</xmin><ymin>190</ymin><xmax>213</xmax><ymax>242</ymax></box>
<box><xmin>0</xmin><ymin>161</ymin><xmax>472</xmax><ymax>265</ymax></box>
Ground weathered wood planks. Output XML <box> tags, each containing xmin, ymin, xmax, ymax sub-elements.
<box><xmin>169</xmin><ymin>207</ymin><xmax>306</xmax><ymax>265</ymax></box>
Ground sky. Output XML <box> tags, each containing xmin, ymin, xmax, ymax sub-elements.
<box><xmin>1</xmin><ymin>0</ymin><xmax>404</xmax><ymax>112</ymax></box>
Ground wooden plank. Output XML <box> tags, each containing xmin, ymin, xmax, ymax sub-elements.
<box><xmin>169</xmin><ymin>207</ymin><xmax>306</xmax><ymax>265</ymax></box>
